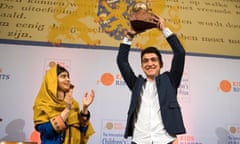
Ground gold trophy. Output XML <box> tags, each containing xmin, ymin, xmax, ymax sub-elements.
<box><xmin>129</xmin><ymin>2</ymin><xmax>159</xmax><ymax>33</ymax></box>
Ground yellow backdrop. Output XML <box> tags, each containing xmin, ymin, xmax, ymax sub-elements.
<box><xmin>0</xmin><ymin>0</ymin><xmax>240</xmax><ymax>57</ymax></box>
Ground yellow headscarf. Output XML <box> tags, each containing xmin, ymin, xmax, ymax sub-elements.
<box><xmin>33</xmin><ymin>64</ymin><xmax>94</xmax><ymax>144</ymax></box>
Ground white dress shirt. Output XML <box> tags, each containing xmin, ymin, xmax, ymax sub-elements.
<box><xmin>132</xmin><ymin>80</ymin><xmax>175</xmax><ymax>144</ymax></box>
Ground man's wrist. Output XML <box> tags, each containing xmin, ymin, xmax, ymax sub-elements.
<box><xmin>122</xmin><ymin>37</ymin><xmax>132</xmax><ymax>45</ymax></box>
<box><xmin>162</xmin><ymin>28</ymin><xmax>173</xmax><ymax>38</ymax></box>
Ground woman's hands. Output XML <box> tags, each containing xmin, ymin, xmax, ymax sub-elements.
<box><xmin>82</xmin><ymin>90</ymin><xmax>95</xmax><ymax>114</ymax></box>
<box><xmin>61</xmin><ymin>89</ymin><xmax>73</xmax><ymax>121</ymax></box>
<box><xmin>61</xmin><ymin>87</ymin><xmax>95</xmax><ymax>122</ymax></box>
<box><xmin>64</xmin><ymin>89</ymin><xmax>73</xmax><ymax>110</ymax></box>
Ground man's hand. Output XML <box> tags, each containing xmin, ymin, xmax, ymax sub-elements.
<box><xmin>126</xmin><ymin>29</ymin><xmax>137</xmax><ymax>39</ymax></box>
<box><xmin>156</xmin><ymin>16</ymin><xmax>166</xmax><ymax>31</ymax></box>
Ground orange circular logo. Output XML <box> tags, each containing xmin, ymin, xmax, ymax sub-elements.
<box><xmin>220</xmin><ymin>80</ymin><xmax>232</xmax><ymax>92</ymax></box>
<box><xmin>100</xmin><ymin>73</ymin><xmax>114</xmax><ymax>86</ymax></box>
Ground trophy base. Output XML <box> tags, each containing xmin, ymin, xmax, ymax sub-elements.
<box><xmin>130</xmin><ymin>20</ymin><xmax>158</xmax><ymax>33</ymax></box>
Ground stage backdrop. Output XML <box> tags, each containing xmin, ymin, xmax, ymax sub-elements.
<box><xmin>1</xmin><ymin>0</ymin><xmax>240</xmax><ymax>143</ymax></box>
<box><xmin>0</xmin><ymin>44</ymin><xmax>240</xmax><ymax>144</ymax></box>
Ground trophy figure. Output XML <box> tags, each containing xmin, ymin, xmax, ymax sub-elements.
<box><xmin>129</xmin><ymin>2</ymin><xmax>159</xmax><ymax>33</ymax></box>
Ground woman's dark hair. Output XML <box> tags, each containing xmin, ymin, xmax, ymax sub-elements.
<box><xmin>141</xmin><ymin>47</ymin><xmax>163</xmax><ymax>68</ymax></box>
<box><xmin>57</xmin><ymin>64</ymin><xmax>69</xmax><ymax>76</ymax></box>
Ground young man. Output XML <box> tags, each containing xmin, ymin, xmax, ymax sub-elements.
<box><xmin>117</xmin><ymin>16</ymin><xmax>186</xmax><ymax>144</ymax></box>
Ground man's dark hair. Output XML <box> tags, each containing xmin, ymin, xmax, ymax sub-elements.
<box><xmin>141</xmin><ymin>47</ymin><xmax>163</xmax><ymax>68</ymax></box>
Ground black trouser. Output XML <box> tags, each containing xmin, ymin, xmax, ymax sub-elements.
<box><xmin>131</xmin><ymin>141</ymin><xmax>173</xmax><ymax>144</ymax></box>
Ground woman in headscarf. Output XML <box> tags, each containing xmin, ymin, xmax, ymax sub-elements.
<box><xmin>33</xmin><ymin>64</ymin><xmax>95</xmax><ymax>144</ymax></box>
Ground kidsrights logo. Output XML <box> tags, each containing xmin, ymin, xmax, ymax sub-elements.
<box><xmin>228</xmin><ymin>125</ymin><xmax>240</xmax><ymax>143</ymax></box>
<box><xmin>98</xmin><ymin>72</ymin><xmax>126</xmax><ymax>86</ymax></box>
<box><xmin>219</xmin><ymin>80</ymin><xmax>240</xmax><ymax>93</ymax></box>
<box><xmin>101</xmin><ymin>120</ymin><xmax>129</xmax><ymax>144</ymax></box>
<box><xmin>0</xmin><ymin>67</ymin><xmax>10</xmax><ymax>80</ymax></box>
<box><xmin>229</xmin><ymin>125</ymin><xmax>240</xmax><ymax>135</ymax></box>
<box><xmin>175</xmin><ymin>135</ymin><xmax>203</xmax><ymax>144</ymax></box>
